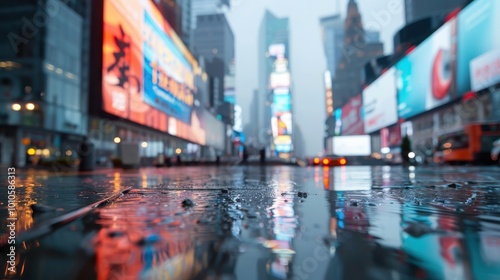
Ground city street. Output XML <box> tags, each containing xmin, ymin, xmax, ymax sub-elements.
<box><xmin>2</xmin><ymin>165</ymin><xmax>500</xmax><ymax>279</ymax></box>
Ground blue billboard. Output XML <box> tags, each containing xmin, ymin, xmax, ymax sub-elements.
<box><xmin>273</xmin><ymin>94</ymin><xmax>291</xmax><ymax>114</ymax></box>
<box><xmin>143</xmin><ymin>12</ymin><xmax>194</xmax><ymax>124</ymax></box>
<box><xmin>396</xmin><ymin>19</ymin><xmax>457</xmax><ymax>119</ymax></box>
<box><xmin>457</xmin><ymin>0</ymin><xmax>500</xmax><ymax>94</ymax></box>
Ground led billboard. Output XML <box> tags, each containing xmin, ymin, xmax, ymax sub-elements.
<box><xmin>363</xmin><ymin>67</ymin><xmax>398</xmax><ymax>133</ymax></box>
<box><xmin>273</xmin><ymin>94</ymin><xmax>291</xmax><ymax>114</ymax></box>
<box><xmin>341</xmin><ymin>94</ymin><xmax>364</xmax><ymax>135</ymax></box>
<box><xmin>271</xmin><ymin>112</ymin><xmax>293</xmax><ymax>138</ymax></box>
<box><xmin>331</xmin><ymin>135</ymin><xmax>371</xmax><ymax>156</ymax></box>
<box><xmin>102</xmin><ymin>0</ymin><xmax>205</xmax><ymax>144</ymax></box>
<box><xmin>396</xmin><ymin>19</ymin><xmax>457</xmax><ymax>119</ymax></box>
<box><xmin>457</xmin><ymin>0</ymin><xmax>500</xmax><ymax>93</ymax></box>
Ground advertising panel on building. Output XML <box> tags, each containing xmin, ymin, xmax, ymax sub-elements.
<box><xmin>331</xmin><ymin>135</ymin><xmax>371</xmax><ymax>156</ymax></box>
<box><xmin>363</xmin><ymin>67</ymin><xmax>398</xmax><ymax>133</ymax></box>
<box><xmin>470</xmin><ymin>49</ymin><xmax>500</xmax><ymax>92</ymax></box>
<box><xmin>268</xmin><ymin>44</ymin><xmax>293</xmax><ymax>154</ymax></box>
<box><xmin>341</xmin><ymin>94</ymin><xmax>364</xmax><ymax>135</ymax></box>
<box><xmin>458</xmin><ymin>0</ymin><xmax>500</xmax><ymax>93</ymax></box>
<box><xmin>396</xmin><ymin>19</ymin><xmax>458</xmax><ymax>119</ymax></box>
<box><xmin>102</xmin><ymin>0</ymin><xmax>205</xmax><ymax>145</ymax></box>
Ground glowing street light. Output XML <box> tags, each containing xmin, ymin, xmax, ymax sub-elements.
<box><xmin>175</xmin><ymin>148</ymin><xmax>182</xmax><ymax>155</ymax></box>
<box><xmin>141</xmin><ymin>141</ymin><xmax>148</xmax><ymax>148</ymax></box>
<box><xmin>114</xmin><ymin>137</ymin><xmax>121</xmax><ymax>144</ymax></box>
<box><xmin>11</xmin><ymin>103</ymin><xmax>21</xmax><ymax>111</ymax></box>
<box><xmin>27</xmin><ymin>148</ymin><xmax>36</xmax><ymax>156</ymax></box>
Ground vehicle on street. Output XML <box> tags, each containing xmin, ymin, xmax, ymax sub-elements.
<box><xmin>434</xmin><ymin>123</ymin><xmax>500</xmax><ymax>165</ymax></box>
<box><xmin>310</xmin><ymin>155</ymin><xmax>347</xmax><ymax>166</ymax></box>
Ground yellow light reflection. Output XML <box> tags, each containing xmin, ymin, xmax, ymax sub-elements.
<box><xmin>113</xmin><ymin>172</ymin><xmax>121</xmax><ymax>193</ymax></box>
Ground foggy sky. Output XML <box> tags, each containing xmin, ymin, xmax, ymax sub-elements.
<box><xmin>226</xmin><ymin>0</ymin><xmax>405</xmax><ymax>156</ymax></box>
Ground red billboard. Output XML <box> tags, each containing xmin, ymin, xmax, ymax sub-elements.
<box><xmin>102</xmin><ymin>0</ymin><xmax>205</xmax><ymax>145</ymax></box>
<box><xmin>341</xmin><ymin>94</ymin><xmax>364</xmax><ymax>135</ymax></box>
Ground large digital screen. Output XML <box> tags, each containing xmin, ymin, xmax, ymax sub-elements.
<box><xmin>102</xmin><ymin>0</ymin><xmax>205</xmax><ymax>145</ymax></box>
<box><xmin>457</xmin><ymin>0</ymin><xmax>500</xmax><ymax>93</ymax></box>
<box><xmin>273</xmin><ymin>94</ymin><xmax>291</xmax><ymax>114</ymax></box>
<box><xmin>396</xmin><ymin>19</ymin><xmax>457</xmax><ymax>119</ymax></box>
<box><xmin>341</xmin><ymin>94</ymin><xmax>364</xmax><ymax>135</ymax></box>
<box><xmin>331</xmin><ymin>135</ymin><xmax>371</xmax><ymax>156</ymax></box>
<box><xmin>363</xmin><ymin>67</ymin><xmax>398</xmax><ymax>133</ymax></box>
<box><xmin>271</xmin><ymin>112</ymin><xmax>293</xmax><ymax>137</ymax></box>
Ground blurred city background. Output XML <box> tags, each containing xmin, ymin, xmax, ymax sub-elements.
<box><xmin>0</xmin><ymin>0</ymin><xmax>499</xmax><ymax>168</ymax></box>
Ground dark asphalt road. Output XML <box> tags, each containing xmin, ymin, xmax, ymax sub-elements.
<box><xmin>1</xmin><ymin>165</ymin><xmax>500</xmax><ymax>280</ymax></box>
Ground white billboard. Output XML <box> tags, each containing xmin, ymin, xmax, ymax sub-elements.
<box><xmin>363</xmin><ymin>67</ymin><xmax>398</xmax><ymax>133</ymax></box>
<box><xmin>331</xmin><ymin>135</ymin><xmax>371</xmax><ymax>156</ymax></box>
<box><xmin>470</xmin><ymin>49</ymin><xmax>500</xmax><ymax>92</ymax></box>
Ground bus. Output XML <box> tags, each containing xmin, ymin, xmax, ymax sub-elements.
<box><xmin>434</xmin><ymin>123</ymin><xmax>500</xmax><ymax>165</ymax></box>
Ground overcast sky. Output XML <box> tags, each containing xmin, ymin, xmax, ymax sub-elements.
<box><xmin>225</xmin><ymin>0</ymin><xmax>405</xmax><ymax>156</ymax></box>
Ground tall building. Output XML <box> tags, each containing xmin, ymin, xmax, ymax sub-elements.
<box><xmin>152</xmin><ymin>0</ymin><xmax>183</xmax><ymax>37</ymax></box>
<box><xmin>192</xmin><ymin>13</ymin><xmax>235</xmax><ymax>110</ymax></box>
<box><xmin>319</xmin><ymin>15</ymin><xmax>344</xmax><ymax>77</ymax></box>
<box><xmin>177</xmin><ymin>0</ymin><xmax>192</xmax><ymax>49</ymax></box>
<box><xmin>405</xmin><ymin>0</ymin><xmax>465</xmax><ymax>23</ymax></box>
<box><xmin>331</xmin><ymin>0</ymin><xmax>384</xmax><ymax>111</ymax></box>
<box><xmin>365</xmin><ymin>30</ymin><xmax>380</xmax><ymax>43</ymax></box>
<box><xmin>259</xmin><ymin>10</ymin><xmax>293</xmax><ymax>157</ymax></box>
<box><xmin>0</xmin><ymin>0</ymin><xmax>88</xmax><ymax>167</ymax></box>
<box><xmin>191</xmin><ymin>0</ymin><xmax>230</xmax><ymax>30</ymax></box>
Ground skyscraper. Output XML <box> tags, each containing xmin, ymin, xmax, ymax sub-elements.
<box><xmin>259</xmin><ymin>10</ymin><xmax>293</xmax><ymax>157</ymax></box>
<box><xmin>319</xmin><ymin>15</ymin><xmax>344</xmax><ymax>77</ymax></box>
<box><xmin>0</xmin><ymin>0</ymin><xmax>88</xmax><ymax>167</ymax></box>
<box><xmin>404</xmin><ymin>0</ymin><xmax>465</xmax><ymax>23</ymax></box>
<box><xmin>331</xmin><ymin>0</ymin><xmax>384</xmax><ymax>111</ymax></box>
<box><xmin>192</xmin><ymin>13</ymin><xmax>235</xmax><ymax>110</ymax></box>
<box><xmin>191</xmin><ymin>0</ymin><xmax>230</xmax><ymax>30</ymax></box>
<box><xmin>177</xmin><ymin>0</ymin><xmax>192</xmax><ymax>49</ymax></box>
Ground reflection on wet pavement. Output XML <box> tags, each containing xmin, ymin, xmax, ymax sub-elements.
<box><xmin>1</xmin><ymin>166</ymin><xmax>500</xmax><ymax>279</ymax></box>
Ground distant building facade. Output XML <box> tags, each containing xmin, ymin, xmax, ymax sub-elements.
<box><xmin>331</xmin><ymin>0</ymin><xmax>384</xmax><ymax>111</ymax></box>
<box><xmin>404</xmin><ymin>0</ymin><xmax>465</xmax><ymax>23</ymax></box>
<box><xmin>320</xmin><ymin>15</ymin><xmax>344</xmax><ymax>78</ymax></box>
<box><xmin>259</xmin><ymin>10</ymin><xmax>293</xmax><ymax>157</ymax></box>
<box><xmin>0</xmin><ymin>0</ymin><xmax>88</xmax><ymax>167</ymax></box>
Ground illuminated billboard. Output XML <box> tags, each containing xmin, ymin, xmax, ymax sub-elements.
<box><xmin>102</xmin><ymin>0</ymin><xmax>205</xmax><ymax>145</ymax></box>
<box><xmin>341</xmin><ymin>94</ymin><xmax>364</xmax><ymax>135</ymax></box>
<box><xmin>363</xmin><ymin>67</ymin><xmax>398</xmax><ymax>133</ymax></box>
<box><xmin>457</xmin><ymin>0</ymin><xmax>500</xmax><ymax>93</ymax></box>
<box><xmin>396</xmin><ymin>19</ymin><xmax>457</xmax><ymax>119</ymax></box>
<box><xmin>273</xmin><ymin>94</ymin><xmax>291</xmax><ymax>114</ymax></box>
<box><xmin>331</xmin><ymin>135</ymin><xmax>371</xmax><ymax>156</ymax></box>
<box><xmin>271</xmin><ymin>112</ymin><xmax>293</xmax><ymax>138</ymax></box>
<box><xmin>270</xmin><ymin>72</ymin><xmax>291</xmax><ymax>89</ymax></box>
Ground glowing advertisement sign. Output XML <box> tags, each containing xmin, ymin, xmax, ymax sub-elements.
<box><xmin>270</xmin><ymin>72</ymin><xmax>291</xmax><ymax>89</ymax></box>
<box><xmin>273</xmin><ymin>94</ymin><xmax>291</xmax><ymax>114</ymax></box>
<box><xmin>271</xmin><ymin>112</ymin><xmax>293</xmax><ymax>138</ymax></box>
<box><xmin>332</xmin><ymin>135</ymin><xmax>371</xmax><ymax>156</ymax></box>
<box><xmin>340</xmin><ymin>94</ymin><xmax>364</xmax><ymax>135</ymax></box>
<box><xmin>458</xmin><ymin>0</ymin><xmax>500</xmax><ymax>93</ymax></box>
<box><xmin>470</xmin><ymin>49</ymin><xmax>500</xmax><ymax>92</ymax></box>
<box><xmin>102</xmin><ymin>0</ymin><xmax>205</xmax><ymax>145</ymax></box>
<box><xmin>363</xmin><ymin>68</ymin><xmax>398</xmax><ymax>133</ymax></box>
<box><xmin>396</xmin><ymin>19</ymin><xmax>457</xmax><ymax>119</ymax></box>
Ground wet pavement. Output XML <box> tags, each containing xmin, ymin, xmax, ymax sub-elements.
<box><xmin>1</xmin><ymin>165</ymin><xmax>500</xmax><ymax>280</ymax></box>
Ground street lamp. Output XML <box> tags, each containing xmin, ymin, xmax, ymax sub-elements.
<box><xmin>114</xmin><ymin>137</ymin><xmax>121</xmax><ymax>144</ymax></box>
<box><xmin>141</xmin><ymin>141</ymin><xmax>148</xmax><ymax>148</ymax></box>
